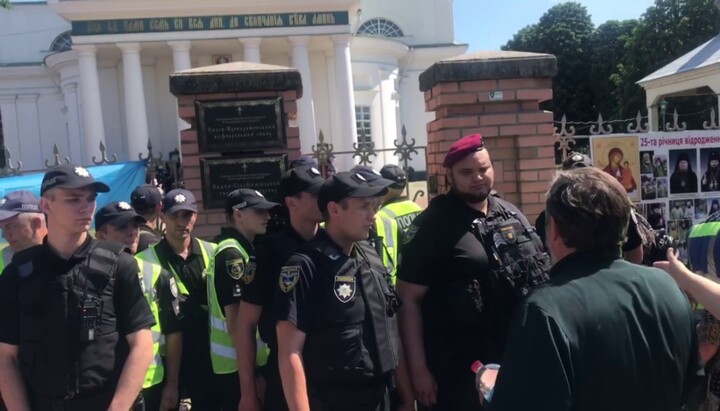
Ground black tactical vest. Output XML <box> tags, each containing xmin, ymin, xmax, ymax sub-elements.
<box><xmin>297</xmin><ymin>238</ymin><xmax>400</xmax><ymax>385</ymax></box>
<box><xmin>16</xmin><ymin>241</ymin><xmax>125</xmax><ymax>400</ymax></box>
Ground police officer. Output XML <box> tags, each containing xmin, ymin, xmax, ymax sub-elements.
<box><xmin>0</xmin><ymin>164</ymin><xmax>155</xmax><ymax>410</ymax></box>
<box><xmin>534</xmin><ymin>152</ymin><xmax>644</xmax><ymax>264</ymax></box>
<box><xmin>350</xmin><ymin>165</ymin><xmax>402</xmax><ymax>280</ymax></box>
<box><xmin>208</xmin><ymin>188</ymin><xmax>279</xmax><ymax>410</ymax></box>
<box><xmin>136</xmin><ymin>189</ymin><xmax>217</xmax><ymax>410</ymax></box>
<box><xmin>378</xmin><ymin>164</ymin><xmax>423</xmax><ymax>234</ymax></box>
<box><xmin>248</xmin><ymin>165</ymin><xmax>324</xmax><ymax>411</ymax></box>
<box><xmin>131</xmin><ymin>185</ymin><xmax>165</xmax><ymax>252</ymax></box>
<box><xmin>95</xmin><ymin>201</ymin><xmax>183</xmax><ymax>411</ymax></box>
<box><xmin>276</xmin><ymin>171</ymin><xmax>400</xmax><ymax>410</ymax></box>
<box><xmin>396</xmin><ymin>134</ymin><xmax>549</xmax><ymax>410</ymax></box>
<box><xmin>0</xmin><ymin>190</ymin><xmax>47</xmax><ymax>270</ymax></box>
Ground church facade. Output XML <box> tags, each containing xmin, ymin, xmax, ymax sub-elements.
<box><xmin>0</xmin><ymin>0</ymin><xmax>466</xmax><ymax>174</ymax></box>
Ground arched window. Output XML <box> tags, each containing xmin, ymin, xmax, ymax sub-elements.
<box><xmin>357</xmin><ymin>18</ymin><xmax>404</xmax><ymax>38</ymax></box>
<box><xmin>50</xmin><ymin>31</ymin><xmax>73</xmax><ymax>52</ymax></box>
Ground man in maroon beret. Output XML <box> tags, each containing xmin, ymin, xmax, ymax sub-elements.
<box><xmin>396</xmin><ymin>134</ymin><xmax>549</xmax><ymax>410</ymax></box>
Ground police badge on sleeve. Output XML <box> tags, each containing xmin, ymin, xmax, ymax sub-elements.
<box><xmin>226</xmin><ymin>258</ymin><xmax>245</xmax><ymax>281</ymax></box>
<box><xmin>279</xmin><ymin>266</ymin><xmax>300</xmax><ymax>293</ymax></box>
<box><xmin>334</xmin><ymin>275</ymin><xmax>356</xmax><ymax>303</ymax></box>
<box><xmin>244</xmin><ymin>260</ymin><xmax>256</xmax><ymax>285</ymax></box>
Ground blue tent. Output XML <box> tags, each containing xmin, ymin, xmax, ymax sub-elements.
<box><xmin>0</xmin><ymin>161</ymin><xmax>148</xmax><ymax>228</ymax></box>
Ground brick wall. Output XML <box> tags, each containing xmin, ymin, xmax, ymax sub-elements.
<box><xmin>176</xmin><ymin>90</ymin><xmax>301</xmax><ymax>239</ymax></box>
<box><xmin>420</xmin><ymin>52</ymin><xmax>558</xmax><ymax>221</ymax></box>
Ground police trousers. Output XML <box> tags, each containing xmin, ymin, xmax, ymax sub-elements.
<box><xmin>30</xmin><ymin>386</ymin><xmax>144</xmax><ymax>411</ymax></box>
<box><xmin>307</xmin><ymin>375</ymin><xmax>391</xmax><ymax>411</ymax></box>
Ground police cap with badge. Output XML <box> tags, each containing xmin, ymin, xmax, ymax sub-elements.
<box><xmin>380</xmin><ymin>164</ymin><xmax>408</xmax><ymax>190</ymax></box>
<box><xmin>0</xmin><ymin>190</ymin><xmax>41</xmax><ymax>222</ymax></box>
<box><xmin>41</xmin><ymin>164</ymin><xmax>110</xmax><ymax>195</ymax></box>
<box><xmin>562</xmin><ymin>152</ymin><xmax>593</xmax><ymax>170</ymax></box>
<box><xmin>94</xmin><ymin>201</ymin><xmax>147</xmax><ymax>230</ymax></box>
<box><xmin>226</xmin><ymin>188</ymin><xmax>280</xmax><ymax>213</ymax></box>
<box><xmin>278</xmin><ymin>165</ymin><xmax>324</xmax><ymax>199</ymax></box>
<box><xmin>318</xmin><ymin>171</ymin><xmax>389</xmax><ymax>212</ymax></box>
<box><xmin>162</xmin><ymin>189</ymin><xmax>197</xmax><ymax>215</ymax></box>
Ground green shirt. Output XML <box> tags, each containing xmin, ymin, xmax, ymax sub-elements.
<box><xmin>490</xmin><ymin>251</ymin><xmax>703</xmax><ymax>411</ymax></box>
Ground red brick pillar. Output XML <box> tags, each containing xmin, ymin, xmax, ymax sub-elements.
<box><xmin>170</xmin><ymin>63</ymin><xmax>302</xmax><ymax>238</ymax></box>
<box><xmin>419</xmin><ymin>51</ymin><xmax>558</xmax><ymax>221</ymax></box>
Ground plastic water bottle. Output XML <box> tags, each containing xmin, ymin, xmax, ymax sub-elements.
<box><xmin>471</xmin><ymin>360</ymin><xmax>500</xmax><ymax>405</ymax></box>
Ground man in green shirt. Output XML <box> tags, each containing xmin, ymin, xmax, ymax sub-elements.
<box><xmin>489</xmin><ymin>167</ymin><xmax>703</xmax><ymax>411</ymax></box>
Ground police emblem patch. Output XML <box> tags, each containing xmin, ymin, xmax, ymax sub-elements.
<box><xmin>226</xmin><ymin>258</ymin><xmax>245</xmax><ymax>280</ymax></box>
<box><xmin>279</xmin><ymin>266</ymin><xmax>300</xmax><ymax>293</ymax></box>
<box><xmin>404</xmin><ymin>224</ymin><xmax>419</xmax><ymax>244</ymax></box>
<box><xmin>334</xmin><ymin>275</ymin><xmax>356</xmax><ymax>303</ymax></box>
<box><xmin>255</xmin><ymin>190</ymin><xmax>264</xmax><ymax>197</ymax></box>
<box><xmin>118</xmin><ymin>201</ymin><xmax>132</xmax><ymax>210</ymax></box>
<box><xmin>74</xmin><ymin>166</ymin><xmax>90</xmax><ymax>178</ymax></box>
<box><xmin>169</xmin><ymin>277</ymin><xmax>179</xmax><ymax>298</ymax></box>
<box><xmin>174</xmin><ymin>194</ymin><xmax>187</xmax><ymax>204</ymax></box>
<box><xmin>244</xmin><ymin>260</ymin><xmax>256</xmax><ymax>284</ymax></box>
<box><xmin>310</xmin><ymin>167</ymin><xmax>320</xmax><ymax>175</ymax></box>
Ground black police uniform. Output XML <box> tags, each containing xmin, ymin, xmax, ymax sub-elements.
<box><xmin>275</xmin><ymin>230</ymin><xmax>400</xmax><ymax>410</ymax></box>
<box><xmin>150</xmin><ymin>237</ymin><xmax>217</xmax><ymax>409</ymax></box>
<box><xmin>0</xmin><ymin>236</ymin><xmax>155</xmax><ymax>410</ymax></box>
<box><xmin>250</xmin><ymin>225</ymin><xmax>308</xmax><ymax>411</ymax></box>
<box><xmin>138</xmin><ymin>224</ymin><xmax>163</xmax><ymax>253</ymax></box>
<box><xmin>397</xmin><ymin>190</ymin><xmax>546</xmax><ymax>411</ymax></box>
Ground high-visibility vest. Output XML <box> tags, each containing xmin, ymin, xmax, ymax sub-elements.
<box><xmin>137</xmin><ymin>238</ymin><xmax>216</xmax><ymax>300</ymax></box>
<box><xmin>378</xmin><ymin>199</ymin><xmax>422</xmax><ymax>234</ymax></box>
<box><xmin>0</xmin><ymin>245</ymin><xmax>13</xmax><ymax>274</ymax></box>
<box><xmin>134</xmin><ymin>256</ymin><xmax>166</xmax><ymax>389</ymax></box>
<box><xmin>687</xmin><ymin>216</ymin><xmax>720</xmax><ymax>311</ymax></box>
<box><xmin>374</xmin><ymin>215</ymin><xmax>399</xmax><ymax>282</ymax></box>
<box><xmin>207</xmin><ymin>238</ymin><xmax>269</xmax><ymax>375</ymax></box>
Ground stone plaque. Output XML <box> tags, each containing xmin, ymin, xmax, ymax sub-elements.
<box><xmin>200</xmin><ymin>154</ymin><xmax>287</xmax><ymax>208</ymax></box>
<box><xmin>196</xmin><ymin>98</ymin><xmax>286</xmax><ymax>152</ymax></box>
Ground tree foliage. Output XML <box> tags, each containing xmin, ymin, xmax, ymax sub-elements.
<box><xmin>503</xmin><ymin>0</ymin><xmax>720</xmax><ymax>126</ymax></box>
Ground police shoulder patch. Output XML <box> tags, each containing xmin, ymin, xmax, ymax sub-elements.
<box><xmin>169</xmin><ymin>277</ymin><xmax>179</xmax><ymax>298</ymax></box>
<box><xmin>244</xmin><ymin>260</ymin><xmax>256</xmax><ymax>284</ymax></box>
<box><xmin>404</xmin><ymin>224</ymin><xmax>419</xmax><ymax>244</ymax></box>
<box><xmin>226</xmin><ymin>258</ymin><xmax>245</xmax><ymax>280</ymax></box>
<box><xmin>279</xmin><ymin>265</ymin><xmax>300</xmax><ymax>293</ymax></box>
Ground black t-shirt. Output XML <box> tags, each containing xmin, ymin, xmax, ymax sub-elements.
<box><xmin>212</xmin><ymin>227</ymin><xmax>255</xmax><ymax>312</ymax></box>
<box><xmin>397</xmin><ymin>192</ymin><xmax>537</xmax><ymax>365</ymax></box>
<box><xmin>251</xmin><ymin>225</ymin><xmax>307</xmax><ymax>351</ymax></box>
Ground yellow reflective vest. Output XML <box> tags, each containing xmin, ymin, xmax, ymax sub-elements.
<box><xmin>374</xmin><ymin>215</ymin><xmax>399</xmax><ymax>282</ymax></box>
<box><xmin>378</xmin><ymin>199</ymin><xmax>422</xmax><ymax>234</ymax></box>
<box><xmin>135</xmin><ymin>256</ymin><xmax>166</xmax><ymax>389</ymax></box>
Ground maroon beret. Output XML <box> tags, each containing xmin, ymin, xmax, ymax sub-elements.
<box><xmin>442</xmin><ymin>134</ymin><xmax>485</xmax><ymax>168</ymax></box>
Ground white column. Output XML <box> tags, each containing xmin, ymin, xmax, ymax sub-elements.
<box><xmin>75</xmin><ymin>44</ymin><xmax>106</xmax><ymax>164</ymax></box>
<box><xmin>648</xmin><ymin>105</ymin><xmax>659</xmax><ymax>132</ymax></box>
<box><xmin>331</xmin><ymin>34</ymin><xmax>358</xmax><ymax>171</ymax></box>
<box><xmin>60</xmin><ymin>80</ymin><xmax>84</xmax><ymax>162</ymax></box>
<box><xmin>379</xmin><ymin>68</ymin><xmax>400</xmax><ymax>167</ymax></box>
<box><xmin>168</xmin><ymin>41</ymin><xmax>192</xmax><ymax>148</ymax></box>
<box><xmin>241</xmin><ymin>37</ymin><xmax>262</xmax><ymax>63</ymax></box>
<box><xmin>289</xmin><ymin>36</ymin><xmax>318</xmax><ymax>154</ymax></box>
<box><xmin>16</xmin><ymin>94</ymin><xmax>43</xmax><ymax>171</ymax></box>
<box><xmin>0</xmin><ymin>95</ymin><xmax>20</xmax><ymax>165</ymax></box>
<box><xmin>118</xmin><ymin>42</ymin><xmax>150</xmax><ymax>161</ymax></box>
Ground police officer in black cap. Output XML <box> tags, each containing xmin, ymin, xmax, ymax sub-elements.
<box><xmin>131</xmin><ymin>185</ymin><xmax>165</xmax><ymax>252</ymax></box>
<box><xmin>0</xmin><ymin>164</ymin><xmax>155</xmax><ymax>410</ymax></box>
<box><xmin>275</xmin><ymin>171</ymin><xmax>400</xmax><ymax>411</ymax></box>
<box><xmin>245</xmin><ymin>165</ymin><xmax>324</xmax><ymax>411</ymax></box>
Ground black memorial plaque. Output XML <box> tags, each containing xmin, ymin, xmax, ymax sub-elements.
<box><xmin>196</xmin><ymin>98</ymin><xmax>286</xmax><ymax>153</ymax></box>
<box><xmin>200</xmin><ymin>155</ymin><xmax>287</xmax><ymax>208</ymax></box>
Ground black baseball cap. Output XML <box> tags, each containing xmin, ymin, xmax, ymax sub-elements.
<box><xmin>94</xmin><ymin>201</ymin><xmax>147</xmax><ymax>230</ymax></box>
<box><xmin>289</xmin><ymin>156</ymin><xmax>319</xmax><ymax>169</ymax></box>
<box><xmin>562</xmin><ymin>152</ymin><xmax>594</xmax><ymax>170</ymax></box>
<box><xmin>162</xmin><ymin>189</ymin><xmax>197</xmax><ymax>215</ymax></box>
<box><xmin>279</xmin><ymin>165</ymin><xmax>324</xmax><ymax>199</ymax></box>
<box><xmin>41</xmin><ymin>164</ymin><xmax>110</xmax><ymax>196</ymax></box>
<box><xmin>131</xmin><ymin>185</ymin><xmax>163</xmax><ymax>209</ymax></box>
<box><xmin>0</xmin><ymin>190</ymin><xmax>41</xmax><ymax>221</ymax></box>
<box><xmin>318</xmin><ymin>171</ymin><xmax>388</xmax><ymax>212</ymax></box>
<box><xmin>226</xmin><ymin>189</ymin><xmax>280</xmax><ymax>213</ymax></box>
<box><xmin>350</xmin><ymin>165</ymin><xmax>394</xmax><ymax>187</ymax></box>
<box><xmin>380</xmin><ymin>164</ymin><xmax>408</xmax><ymax>189</ymax></box>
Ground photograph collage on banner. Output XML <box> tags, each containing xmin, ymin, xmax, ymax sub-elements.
<box><xmin>583</xmin><ymin>131</ymin><xmax>720</xmax><ymax>263</ymax></box>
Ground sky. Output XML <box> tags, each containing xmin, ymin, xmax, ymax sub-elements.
<box><xmin>455</xmin><ymin>0</ymin><xmax>656</xmax><ymax>52</ymax></box>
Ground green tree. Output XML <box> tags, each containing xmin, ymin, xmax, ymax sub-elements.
<box><xmin>590</xmin><ymin>20</ymin><xmax>638</xmax><ymax>119</ymax></box>
<box><xmin>503</xmin><ymin>2</ymin><xmax>596</xmax><ymax>121</ymax></box>
<box><xmin>612</xmin><ymin>0</ymin><xmax>720</xmax><ymax>122</ymax></box>
<box><xmin>0</xmin><ymin>0</ymin><xmax>10</xmax><ymax>9</ymax></box>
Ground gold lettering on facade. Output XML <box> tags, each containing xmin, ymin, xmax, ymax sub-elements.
<box><xmin>123</xmin><ymin>20</ymin><xmax>145</xmax><ymax>32</ymax></box>
<box><xmin>289</xmin><ymin>13</ymin><xmax>307</xmax><ymax>26</ymax></box>
<box><xmin>210</xmin><ymin>17</ymin><xmax>224</xmax><ymax>29</ymax></box>
<box><xmin>149</xmin><ymin>19</ymin><xmax>169</xmax><ymax>31</ymax></box>
<box><xmin>174</xmin><ymin>18</ymin><xmax>184</xmax><ymax>30</ymax></box>
<box><xmin>107</xmin><ymin>21</ymin><xmax>118</xmax><ymax>33</ymax></box>
<box><xmin>87</xmin><ymin>22</ymin><xmax>102</xmax><ymax>34</ymax></box>
<box><xmin>312</xmin><ymin>13</ymin><xmax>335</xmax><ymax>25</ymax></box>
<box><xmin>189</xmin><ymin>18</ymin><xmax>204</xmax><ymax>29</ymax></box>
<box><xmin>229</xmin><ymin>16</ymin><xmax>239</xmax><ymax>29</ymax></box>
<box><xmin>244</xmin><ymin>14</ymin><xmax>284</xmax><ymax>28</ymax></box>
